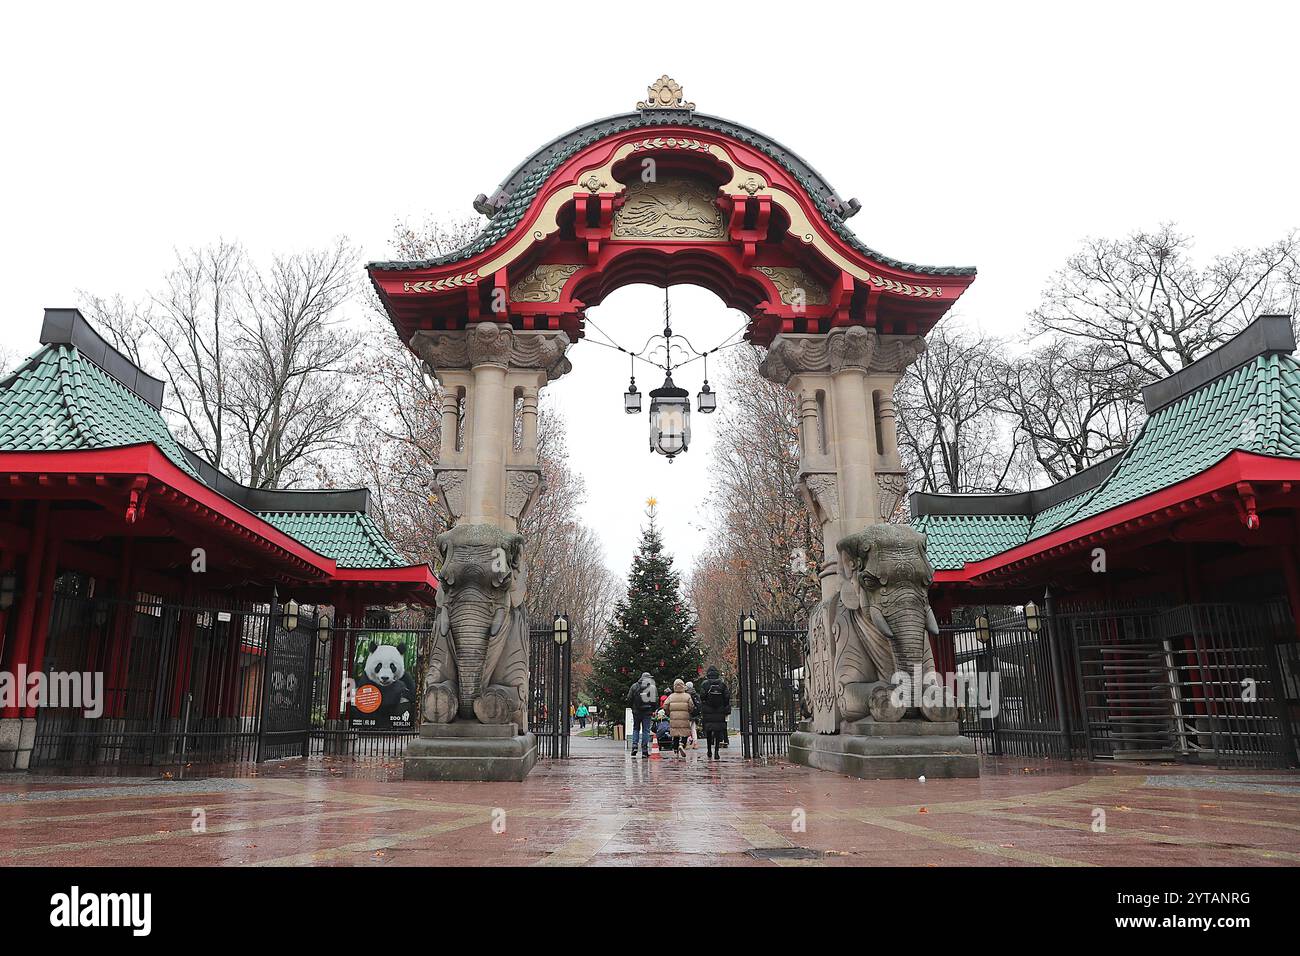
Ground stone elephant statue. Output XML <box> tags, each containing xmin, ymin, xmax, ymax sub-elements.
<box><xmin>423</xmin><ymin>524</ymin><xmax>529</xmax><ymax>727</ymax></box>
<box><xmin>804</xmin><ymin>524</ymin><xmax>953</xmax><ymax>733</ymax></box>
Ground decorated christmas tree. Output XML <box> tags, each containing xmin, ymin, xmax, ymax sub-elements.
<box><xmin>589</xmin><ymin>499</ymin><xmax>704</xmax><ymax>725</ymax></box>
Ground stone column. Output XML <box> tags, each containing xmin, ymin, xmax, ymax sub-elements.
<box><xmin>759</xmin><ymin>326</ymin><xmax>926</xmax><ymax>594</ymax></box>
<box><xmin>403</xmin><ymin>322</ymin><xmax>571</xmax><ymax>781</ymax></box>
<box><xmin>409</xmin><ymin>322</ymin><xmax>571</xmax><ymax>532</ymax></box>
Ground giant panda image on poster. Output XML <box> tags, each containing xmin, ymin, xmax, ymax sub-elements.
<box><xmin>352</xmin><ymin>640</ymin><xmax>417</xmax><ymax>730</ymax></box>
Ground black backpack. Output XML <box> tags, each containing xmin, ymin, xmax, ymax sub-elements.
<box><xmin>705</xmin><ymin>680</ymin><xmax>726</xmax><ymax>705</ymax></box>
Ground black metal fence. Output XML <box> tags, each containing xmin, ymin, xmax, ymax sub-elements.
<box><xmin>736</xmin><ymin>617</ymin><xmax>805</xmax><ymax>759</ymax></box>
<box><xmin>950</xmin><ymin>600</ymin><xmax>1298</xmax><ymax>769</ymax></box>
<box><xmin>528</xmin><ymin>615</ymin><xmax>571</xmax><ymax>759</ymax></box>
<box><xmin>30</xmin><ymin>579</ymin><xmax>315</xmax><ymax>769</ymax></box>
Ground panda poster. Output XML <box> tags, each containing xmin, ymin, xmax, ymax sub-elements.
<box><xmin>351</xmin><ymin>635</ymin><xmax>418</xmax><ymax>731</ymax></box>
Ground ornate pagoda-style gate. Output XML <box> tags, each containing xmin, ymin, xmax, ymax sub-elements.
<box><xmin>366</xmin><ymin>78</ymin><xmax>974</xmax><ymax>775</ymax></box>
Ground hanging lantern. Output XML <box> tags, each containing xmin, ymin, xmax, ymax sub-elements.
<box><xmin>697</xmin><ymin>379</ymin><xmax>717</xmax><ymax>413</ymax></box>
<box><xmin>649</xmin><ymin>373</ymin><xmax>691</xmax><ymax>461</ymax></box>
<box><xmin>624</xmin><ymin>375</ymin><xmax>641</xmax><ymax>414</ymax></box>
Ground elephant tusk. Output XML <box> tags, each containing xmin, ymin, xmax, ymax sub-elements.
<box><xmin>869</xmin><ymin>605</ymin><xmax>895</xmax><ymax>639</ymax></box>
<box><xmin>489</xmin><ymin>606</ymin><xmax>507</xmax><ymax>636</ymax></box>
<box><xmin>437</xmin><ymin>607</ymin><xmax>450</xmax><ymax>637</ymax></box>
<box><xmin>926</xmin><ymin>605</ymin><xmax>940</xmax><ymax>636</ymax></box>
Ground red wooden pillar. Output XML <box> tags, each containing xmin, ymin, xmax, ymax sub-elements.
<box><xmin>169</xmin><ymin>584</ymin><xmax>197</xmax><ymax>718</ymax></box>
<box><xmin>1279</xmin><ymin>541</ymin><xmax>1300</xmax><ymax>642</ymax></box>
<box><xmin>326</xmin><ymin>592</ymin><xmax>346</xmax><ymax>720</ymax></box>
<box><xmin>929</xmin><ymin>591</ymin><xmax>956</xmax><ymax>678</ymax></box>
<box><xmin>0</xmin><ymin>545</ymin><xmax>13</xmax><ymax>666</ymax></box>
<box><xmin>20</xmin><ymin>536</ymin><xmax>61</xmax><ymax>718</ymax></box>
<box><xmin>103</xmin><ymin>538</ymin><xmax>136</xmax><ymax>719</ymax></box>
<box><xmin>1</xmin><ymin>501</ymin><xmax>48</xmax><ymax>719</ymax></box>
<box><xmin>220</xmin><ymin>612</ymin><xmax>244</xmax><ymax>718</ymax></box>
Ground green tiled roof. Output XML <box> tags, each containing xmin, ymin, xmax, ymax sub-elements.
<box><xmin>0</xmin><ymin>344</ymin><xmax>198</xmax><ymax>477</ymax></box>
<box><xmin>368</xmin><ymin>111</ymin><xmax>977</xmax><ymax>278</ymax></box>
<box><xmin>913</xmin><ymin>347</ymin><xmax>1300</xmax><ymax>572</ymax></box>
<box><xmin>1068</xmin><ymin>353</ymin><xmax>1300</xmax><ymax>524</ymax></box>
<box><xmin>914</xmin><ymin>514</ymin><xmax>1031</xmax><ymax>571</ymax></box>
<box><xmin>258</xmin><ymin>511</ymin><xmax>406</xmax><ymax>569</ymax></box>
<box><xmin>1</xmin><ymin>330</ymin><xmax>415</xmax><ymax>573</ymax></box>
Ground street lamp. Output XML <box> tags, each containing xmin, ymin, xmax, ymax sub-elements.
<box><xmin>974</xmin><ymin>614</ymin><xmax>990</xmax><ymax>644</ymax></box>
<box><xmin>0</xmin><ymin>572</ymin><xmax>16</xmax><ymax>611</ymax></box>
<box><xmin>317</xmin><ymin>613</ymin><xmax>333</xmax><ymax>646</ymax></box>
<box><xmin>552</xmin><ymin>613</ymin><xmax>570</xmax><ymax>645</ymax></box>
<box><xmin>1023</xmin><ymin>601</ymin><xmax>1040</xmax><ymax>634</ymax></box>
<box><xmin>649</xmin><ymin>373</ymin><xmax>691</xmax><ymax>461</ymax></box>
<box><xmin>282</xmin><ymin>598</ymin><xmax>300</xmax><ymax>632</ymax></box>
<box><xmin>742</xmin><ymin>615</ymin><xmax>758</xmax><ymax>645</ymax></box>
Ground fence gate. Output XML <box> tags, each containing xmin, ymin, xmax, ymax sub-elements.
<box><xmin>948</xmin><ymin>607</ymin><xmax>1082</xmax><ymax>759</ymax></box>
<box><xmin>254</xmin><ymin>611</ymin><xmax>316</xmax><ymax>762</ymax></box>
<box><xmin>736</xmin><ymin>617</ymin><xmax>806</xmax><ymax>759</ymax></box>
<box><xmin>947</xmin><ymin>600</ymin><xmax>1296</xmax><ymax>770</ymax></box>
<box><xmin>1061</xmin><ymin>602</ymin><xmax>1296</xmax><ymax>768</ymax></box>
<box><xmin>528</xmin><ymin>614</ymin><xmax>571</xmax><ymax>758</ymax></box>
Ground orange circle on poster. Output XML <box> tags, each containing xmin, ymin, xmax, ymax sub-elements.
<box><xmin>355</xmin><ymin>684</ymin><xmax>382</xmax><ymax>714</ymax></box>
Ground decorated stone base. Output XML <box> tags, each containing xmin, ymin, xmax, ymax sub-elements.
<box><xmin>789</xmin><ymin>719</ymin><xmax>979</xmax><ymax>780</ymax></box>
<box><xmin>403</xmin><ymin>722</ymin><xmax>537</xmax><ymax>782</ymax></box>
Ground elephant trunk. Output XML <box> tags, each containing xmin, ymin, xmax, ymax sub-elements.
<box><xmin>446</xmin><ymin>586</ymin><xmax>499</xmax><ymax>719</ymax></box>
<box><xmin>877</xmin><ymin>591</ymin><xmax>932</xmax><ymax>686</ymax></box>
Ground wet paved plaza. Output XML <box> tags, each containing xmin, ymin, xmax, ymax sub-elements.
<box><xmin>2</xmin><ymin>737</ymin><xmax>1297</xmax><ymax>867</ymax></box>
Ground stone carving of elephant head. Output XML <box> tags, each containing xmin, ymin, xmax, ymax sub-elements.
<box><xmin>816</xmin><ymin>523</ymin><xmax>951</xmax><ymax>726</ymax></box>
<box><xmin>837</xmin><ymin>524</ymin><xmax>939</xmax><ymax>684</ymax></box>
<box><xmin>425</xmin><ymin>523</ymin><xmax>529</xmax><ymax>726</ymax></box>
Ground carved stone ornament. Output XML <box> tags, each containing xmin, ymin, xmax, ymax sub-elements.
<box><xmin>757</xmin><ymin>266</ymin><xmax>829</xmax><ymax>306</ymax></box>
<box><xmin>611</xmin><ymin>177</ymin><xmax>725</xmax><ymax>240</ymax></box>
<box><xmin>800</xmin><ymin>472</ymin><xmax>840</xmax><ymax>526</ymax></box>
<box><xmin>579</xmin><ymin>173</ymin><xmax>608</xmax><ymax>193</ymax></box>
<box><xmin>410</xmin><ymin>325</ymin><xmax>573</xmax><ymax>380</ymax></box>
<box><xmin>876</xmin><ymin>471</ymin><xmax>908</xmax><ymax>521</ymax></box>
<box><xmin>505</xmin><ymin>468</ymin><xmax>544</xmax><ymax>521</ymax></box>
<box><xmin>509</xmin><ymin>264</ymin><xmax>581</xmax><ymax>303</ymax></box>
<box><xmin>758</xmin><ymin>329</ymin><xmax>929</xmax><ymax>384</ymax></box>
<box><xmin>432</xmin><ymin>468</ymin><xmax>468</xmax><ymax>521</ymax></box>
<box><xmin>637</xmin><ymin>75</ymin><xmax>695</xmax><ymax>111</ymax></box>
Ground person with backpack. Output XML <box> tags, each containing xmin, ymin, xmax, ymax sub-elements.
<box><xmin>697</xmin><ymin>666</ymin><xmax>731</xmax><ymax>759</ymax></box>
<box><xmin>626</xmin><ymin>672</ymin><xmax>658</xmax><ymax>757</ymax></box>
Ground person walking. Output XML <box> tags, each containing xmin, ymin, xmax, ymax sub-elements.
<box><xmin>697</xmin><ymin>666</ymin><xmax>731</xmax><ymax>759</ymax></box>
<box><xmin>576</xmin><ymin>703</ymin><xmax>588</xmax><ymax>730</ymax></box>
<box><xmin>684</xmin><ymin>680</ymin><xmax>702</xmax><ymax>749</ymax></box>
<box><xmin>626</xmin><ymin>672</ymin><xmax>658</xmax><ymax>757</ymax></box>
<box><xmin>665</xmin><ymin>679</ymin><xmax>695</xmax><ymax>757</ymax></box>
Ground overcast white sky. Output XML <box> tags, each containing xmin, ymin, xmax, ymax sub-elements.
<box><xmin>2</xmin><ymin>1</ymin><xmax>1297</xmax><ymax>576</ymax></box>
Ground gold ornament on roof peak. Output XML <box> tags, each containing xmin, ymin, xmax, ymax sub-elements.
<box><xmin>638</xmin><ymin>76</ymin><xmax>695</xmax><ymax>112</ymax></box>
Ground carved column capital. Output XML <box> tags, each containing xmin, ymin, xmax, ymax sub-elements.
<box><xmin>758</xmin><ymin>329</ymin><xmax>929</xmax><ymax>383</ymax></box>
<box><xmin>410</xmin><ymin>324</ymin><xmax>573</xmax><ymax>381</ymax></box>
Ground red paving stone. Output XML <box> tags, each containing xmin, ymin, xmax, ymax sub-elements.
<box><xmin>1</xmin><ymin>742</ymin><xmax>1297</xmax><ymax>866</ymax></box>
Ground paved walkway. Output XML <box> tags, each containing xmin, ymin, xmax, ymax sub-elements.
<box><xmin>1</xmin><ymin>743</ymin><xmax>1297</xmax><ymax>866</ymax></box>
